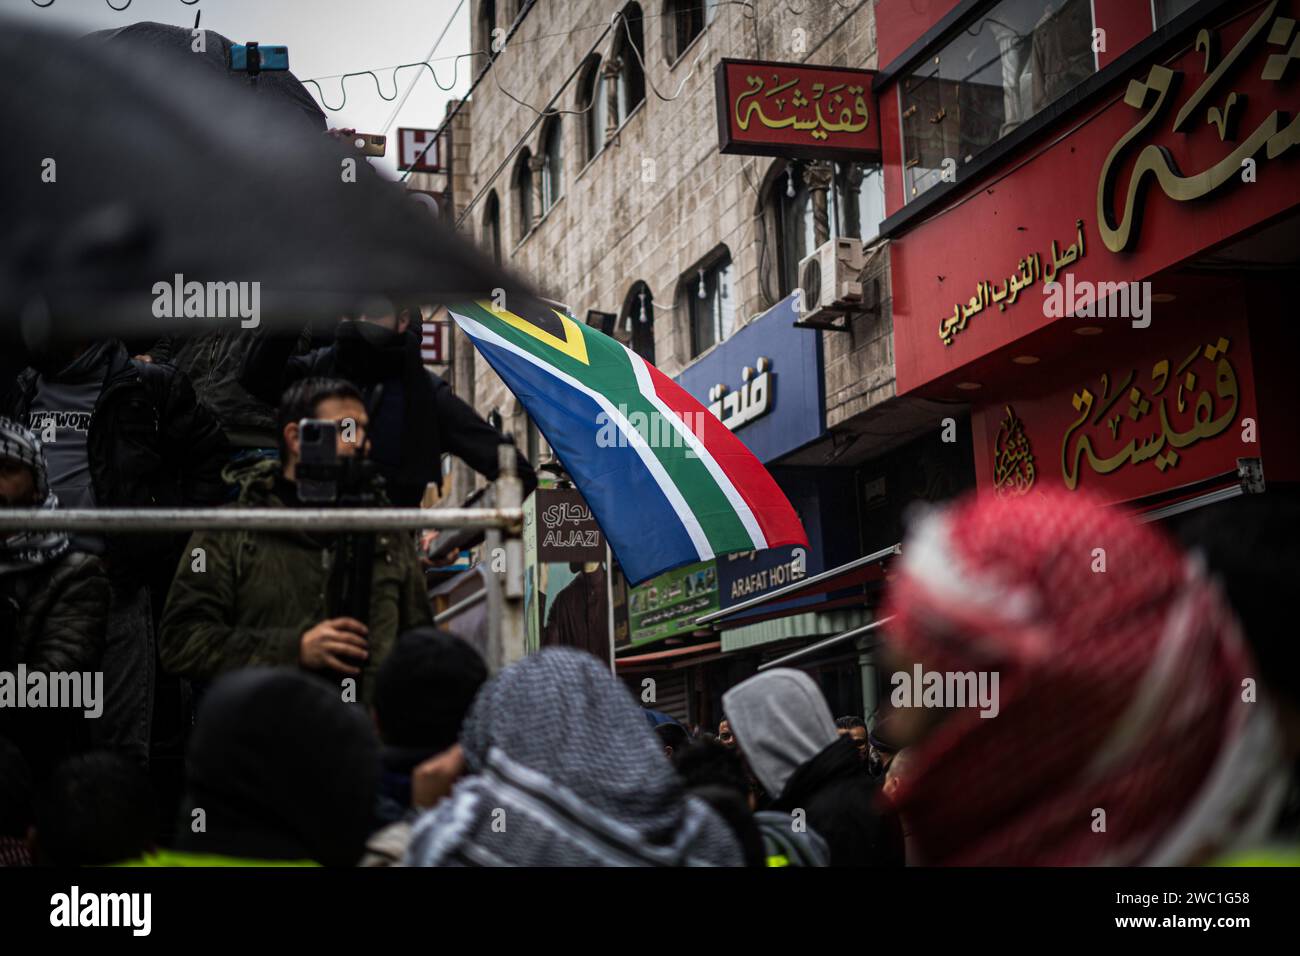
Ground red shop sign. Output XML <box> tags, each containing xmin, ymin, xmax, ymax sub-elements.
<box><xmin>715</xmin><ymin>58</ymin><xmax>881</xmax><ymax>161</ymax></box>
<box><xmin>972</xmin><ymin>315</ymin><xmax>1258</xmax><ymax>507</ymax></box>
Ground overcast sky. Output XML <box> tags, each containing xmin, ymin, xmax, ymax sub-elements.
<box><xmin>5</xmin><ymin>0</ymin><xmax>471</xmax><ymax>176</ymax></box>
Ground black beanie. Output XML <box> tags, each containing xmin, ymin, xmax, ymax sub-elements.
<box><xmin>374</xmin><ymin>627</ymin><xmax>488</xmax><ymax>751</ymax></box>
<box><xmin>178</xmin><ymin>668</ymin><xmax>379</xmax><ymax>867</ymax></box>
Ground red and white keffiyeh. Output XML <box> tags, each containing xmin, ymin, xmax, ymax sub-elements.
<box><xmin>883</xmin><ymin>489</ymin><xmax>1287</xmax><ymax>866</ymax></box>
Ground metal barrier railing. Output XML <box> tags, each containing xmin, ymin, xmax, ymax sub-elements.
<box><xmin>0</xmin><ymin>446</ymin><xmax>529</xmax><ymax>671</ymax></box>
<box><xmin>0</xmin><ymin>508</ymin><xmax>522</xmax><ymax>533</ymax></box>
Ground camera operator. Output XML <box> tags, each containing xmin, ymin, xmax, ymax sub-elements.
<box><xmin>240</xmin><ymin>305</ymin><xmax>536</xmax><ymax>507</ymax></box>
<box><xmin>158</xmin><ymin>378</ymin><xmax>432</xmax><ymax>703</ymax></box>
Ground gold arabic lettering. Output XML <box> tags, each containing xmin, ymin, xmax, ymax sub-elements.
<box><xmin>1097</xmin><ymin>2</ymin><xmax>1298</xmax><ymax>252</ymax></box>
<box><xmin>938</xmin><ymin>220</ymin><xmax>1083</xmax><ymax>345</ymax></box>
<box><xmin>992</xmin><ymin>405</ymin><xmax>1037</xmax><ymax>497</ymax></box>
<box><xmin>1060</xmin><ymin>337</ymin><xmax>1240</xmax><ymax>490</ymax></box>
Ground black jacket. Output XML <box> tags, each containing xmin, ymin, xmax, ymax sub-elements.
<box><xmin>774</xmin><ymin>735</ymin><xmax>906</xmax><ymax>867</ymax></box>
<box><xmin>0</xmin><ymin>550</ymin><xmax>109</xmax><ymax>778</ymax></box>
<box><xmin>3</xmin><ymin>342</ymin><xmax>229</xmax><ymax>588</ymax></box>
<box><xmin>241</xmin><ymin>329</ymin><xmax>536</xmax><ymax>506</ymax></box>
<box><xmin>145</xmin><ymin>331</ymin><xmax>282</xmax><ymax>446</ymax></box>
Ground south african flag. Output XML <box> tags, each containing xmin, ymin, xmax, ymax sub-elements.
<box><xmin>449</xmin><ymin>299</ymin><xmax>807</xmax><ymax>585</ymax></box>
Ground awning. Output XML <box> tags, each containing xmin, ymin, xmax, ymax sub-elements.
<box><xmin>719</xmin><ymin>608</ymin><xmax>870</xmax><ymax>654</ymax></box>
<box><xmin>614</xmin><ymin>640</ymin><xmax>722</xmax><ymax>670</ymax></box>
<box><xmin>757</xmin><ymin>616</ymin><xmax>894</xmax><ymax>671</ymax></box>
<box><xmin>694</xmin><ymin>544</ymin><xmax>901</xmax><ymax>630</ymax></box>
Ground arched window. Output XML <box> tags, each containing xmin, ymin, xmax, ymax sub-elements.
<box><xmin>684</xmin><ymin>251</ymin><xmax>735</xmax><ymax>358</ymax></box>
<box><xmin>514</xmin><ymin>149</ymin><xmax>534</xmax><ymax>237</ymax></box>
<box><xmin>620</xmin><ymin>282</ymin><xmax>655</xmax><ymax>364</ymax></box>
<box><xmin>772</xmin><ymin>163</ymin><xmax>815</xmax><ymax>299</ymax></box>
<box><xmin>829</xmin><ymin>162</ymin><xmax>886</xmax><ymax>246</ymax></box>
<box><xmin>578</xmin><ymin>56</ymin><xmax>606</xmax><ymax>164</ymax></box>
<box><xmin>479</xmin><ymin>1</ymin><xmax>498</xmax><ymax>60</ymax></box>
<box><xmin>540</xmin><ymin>117</ymin><xmax>563</xmax><ymax>212</ymax></box>
<box><xmin>765</xmin><ymin>161</ymin><xmax>886</xmax><ymax>298</ymax></box>
<box><xmin>665</xmin><ymin>0</ymin><xmax>718</xmax><ymax>63</ymax></box>
<box><xmin>613</xmin><ymin>4</ymin><xmax>646</xmax><ymax>122</ymax></box>
<box><xmin>482</xmin><ymin>190</ymin><xmax>502</xmax><ymax>264</ymax></box>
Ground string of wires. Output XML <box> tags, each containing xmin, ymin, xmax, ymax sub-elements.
<box><xmin>30</xmin><ymin>0</ymin><xmax>199</xmax><ymax>9</ymax></box>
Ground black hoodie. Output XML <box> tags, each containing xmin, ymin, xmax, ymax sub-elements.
<box><xmin>176</xmin><ymin>668</ymin><xmax>379</xmax><ymax>866</ymax></box>
<box><xmin>775</xmin><ymin>735</ymin><xmax>906</xmax><ymax>867</ymax></box>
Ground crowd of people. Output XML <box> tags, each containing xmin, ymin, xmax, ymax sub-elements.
<box><xmin>2</xmin><ymin>308</ymin><xmax>1299</xmax><ymax>867</ymax></box>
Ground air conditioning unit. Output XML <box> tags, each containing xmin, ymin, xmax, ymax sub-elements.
<box><xmin>796</xmin><ymin>237</ymin><xmax>865</xmax><ymax>327</ymax></box>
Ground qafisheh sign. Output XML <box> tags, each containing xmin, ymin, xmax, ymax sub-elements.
<box><xmin>715</xmin><ymin>58</ymin><xmax>881</xmax><ymax>161</ymax></box>
<box><xmin>975</xmin><ymin>316</ymin><xmax>1259</xmax><ymax>506</ymax></box>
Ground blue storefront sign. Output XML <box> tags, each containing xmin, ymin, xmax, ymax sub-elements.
<box><xmin>674</xmin><ymin>294</ymin><xmax>837</xmax><ymax>623</ymax></box>
<box><xmin>676</xmin><ymin>293</ymin><xmax>824</xmax><ymax>464</ymax></box>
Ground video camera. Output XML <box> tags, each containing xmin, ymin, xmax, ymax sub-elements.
<box><xmin>294</xmin><ymin>418</ymin><xmax>377</xmax><ymax>505</ymax></box>
<box><xmin>293</xmin><ymin>419</ymin><xmax>379</xmax><ymax>676</ymax></box>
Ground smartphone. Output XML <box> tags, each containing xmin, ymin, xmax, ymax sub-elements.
<box><xmin>352</xmin><ymin>133</ymin><xmax>387</xmax><ymax>157</ymax></box>
<box><xmin>229</xmin><ymin>44</ymin><xmax>289</xmax><ymax>72</ymax></box>
<box><xmin>297</xmin><ymin>418</ymin><xmax>338</xmax><ymax>503</ymax></box>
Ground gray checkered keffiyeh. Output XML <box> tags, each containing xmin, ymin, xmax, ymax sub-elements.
<box><xmin>405</xmin><ymin>648</ymin><xmax>743</xmax><ymax>867</ymax></box>
<box><xmin>0</xmin><ymin>417</ymin><xmax>69</xmax><ymax>574</ymax></box>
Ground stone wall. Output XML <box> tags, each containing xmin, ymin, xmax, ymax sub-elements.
<box><xmin>451</xmin><ymin>0</ymin><xmax>898</xmax><ymax>496</ymax></box>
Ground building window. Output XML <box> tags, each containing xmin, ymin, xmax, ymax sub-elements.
<box><xmin>775</xmin><ymin>165</ymin><xmax>815</xmax><ymax>300</ymax></box>
<box><xmin>483</xmin><ymin>190</ymin><xmax>502</xmax><ymax>264</ymax></box>
<box><xmin>514</xmin><ymin>149</ymin><xmax>534</xmax><ymax>237</ymax></box>
<box><xmin>480</xmin><ymin>1</ymin><xmax>498</xmax><ymax>59</ymax></box>
<box><xmin>614</xmin><ymin>4</ymin><xmax>647</xmax><ymax>121</ymax></box>
<box><xmin>620</xmin><ymin>282</ymin><xmax>656</xmax><ymax>364</ymax></box>
<box><xmin>768</xmin><ymin>162</ymin><xmax>885</xmax><ymax>297</ymax></box>
<box><xmin>665</xmin><ymin>0</ymin><xmax>719</xmax><ymax>62</ymax></box>
<box><xmin>578</xmin><ymin>56</ymin><xmax>607</xmax><ymax>164</ymax></box>
<box><xmin>541</xmin><ymin>118</ymin><xmax>563</xmax><ymax>212</ymax></box>
<box><xmin>686</xmin><ymin>252</ymin><xmax>735</xmax><ymax>358</ymax></box>
<box><xmin>900</xmin><ymin>0</ymin><xmax>1095</xmax><ymax>201</ymax></box>
<box><xmin>831</xmin><ymin>162</ymin><xmax>885</xmax><ymax>246</ymax></box>
<box><xmin>1154</xmin><ymin>0</ymin><xmax>1199</xmax><ymax>27</ymax></box>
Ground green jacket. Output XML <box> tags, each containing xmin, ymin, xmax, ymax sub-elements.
<box><xmin>159</xmin><ymin>459</ymin><xmax>431</xmax><ymax>703</ymax></box>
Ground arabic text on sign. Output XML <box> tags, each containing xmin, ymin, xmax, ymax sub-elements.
<box><xmin>1097</xmin><ymin>1</ymin><xmax>1300</xmax><ymax>253</ymax></box>
<box><xmin>1060</xmin><ymin>337</ymin><xmax>1240</xmax><ymax>490</ymax></box>
<box><xmin>735</xmin><ymin>73</ymin><xmax>871</xmax><ymax>143</ymax></box>
<box><xmin>992</xmin><ymin>405</ymin><xmax>1036</xmax><ymax>498</ymax></box>
<box><xmin>939</xmin><ymin>219</ymin><xmax>1087</xmax><ymax>345</ymax></box>
<box><xmin>708</xmin><ymin>357</ymin><xmax>773</xmax><ymax>431</ymax></box>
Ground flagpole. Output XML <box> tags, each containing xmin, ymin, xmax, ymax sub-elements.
<box><xmin>606</xmin><ymin>542</ymin><xmax>616</xmax><ymax>677</ymax></box>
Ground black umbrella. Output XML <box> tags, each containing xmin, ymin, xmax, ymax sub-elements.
<box><xmin>0</xmin><ymin>17</ymin><xmax>531</xmax><ymax>349</ymax></box>
<box><xmin>84</xmin><ymin>21</ymin><xmax>327</xmax><ymax>131</ymax></box>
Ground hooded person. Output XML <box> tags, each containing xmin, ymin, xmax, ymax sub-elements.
<box><xmin>882</xmin><ymin>489</ymin><xmax>1291</xmax><ymax>866</ymax></box>
<box><xmin>723</xmin><ymin>668</ymin><xmax>904</xmax><ymax>867</ymax></box>
<box><xmin>403</xmin><ymin>648</ymin><xmax>742</xmax><ymax>866</ymax></box>
<box><xmin>671</xmin><ymin>735</ymin><xmax>830</xmax><ymax>867</ymax></box>
<box><xmin>0</xmin><ymin>418</ymin><xmax>109</xmax><ymax>779</ymax></box>
<box><xmin>134</xmin><ymin>668</ymin><xmax>379</xmax><ymax>866</ymax></box>
<box><xmin>361</xmin><ymin>627</ymin><xmax>489</xmax><ymax>866</ymax></box>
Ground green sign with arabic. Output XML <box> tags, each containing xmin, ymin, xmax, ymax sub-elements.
<box><xmin>627</xmin><ymin>560</ymin><xmax>719</xmax><ymax>647</ymax></box>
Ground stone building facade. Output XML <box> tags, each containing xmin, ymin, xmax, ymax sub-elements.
<box><xmin>439</xmin><ymin>0</ymin><xmax>946</xmax><ymax>502</ymax></box>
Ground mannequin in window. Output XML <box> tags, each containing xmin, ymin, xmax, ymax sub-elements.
<box><xmin>542</xmin><ymin>561</ymin><xmax>609</xmax><ymax>663</ymax></box>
